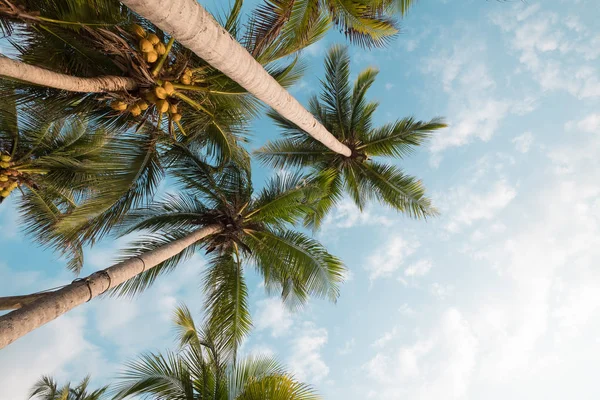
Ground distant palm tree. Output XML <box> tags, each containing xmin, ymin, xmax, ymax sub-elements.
<box><xmin>113</xmin><ymin>305</ymin><xmax>320</xmax><ymax>400</ymax></box>
<box><xmin>29</xmin><ymin>376</ymin><xmax>108</xmax><ymax>400</ymax></box>
<box><xmin>257</xmin><ymin>45</ymin><xmax>446</xmax><ymax>228</ymax></box>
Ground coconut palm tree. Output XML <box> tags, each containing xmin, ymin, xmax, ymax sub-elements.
<box><xmin>30</xmin><ymin>376</ymin><xmax>108</xmax><ymax>400</ymax></box>
<box><xmin>0</xmin><ymin>95</ymin><xmax>150</xmax><ymax>272</ymax></box>
<box><xmin>0</xmin><ymin>148</ymin><xmax>344</xmax><ymax>349</ymax></box>
<box><xmin>113</xmin><ymin>146</ymin><xmax>345</xmax><ymax>355</ymax></box>
<box><xmin>257</xmin><ymin>45</ymin><xmax>447</xmax><ymax>229</ymax></box>
<box><xmin>0</xmin><ymin>0</ymin><xmax>303</xmax><ymax>160</ymax></box>
<box><xmin>113</xmin><ymin>305</ymin><xmax>320</xmax><ymax>400</ymax></box>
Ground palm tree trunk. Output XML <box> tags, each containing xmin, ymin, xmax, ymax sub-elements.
<box><xmin>0</xmin><ymin>57</ymin><xmax>138</xmax><ymax>92</ymax></box>
<box><xmin>0</xmin><ymin>293</ymin><xmax>49</xmax><ymax>311</ymax></box>
<box><xmin>0</xmin><ymin>225</ymin><xmax>221</xmax><ymax>349</ymax></box>
<box><xmin>120</xmin><ymin>0</ymin><xmax>352</xmax><ymax>157</ymax></box>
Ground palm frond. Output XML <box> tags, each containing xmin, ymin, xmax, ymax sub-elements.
<box><xmin>246</xmin><ymin>229</ymin><xmax>345</xmax><ymax>308</ymax></box>
<box><xmin>203</xmin><ymin>252</ymin><xmax>252</xmax><ymax>359</ymax></box>
<box><xmin>359</xmin><ymin>161</ymin><xmax>438</xmax><ymax>218</ymax></box>
<box><xmin>358</xmin><ymin>117</ymin><xmax>446</xmax><ymax>158</ymax></box>
<box><xmin>320</xmin><ymin>44</ymin><xmax>352</xmax><ymax>140</ymax></box>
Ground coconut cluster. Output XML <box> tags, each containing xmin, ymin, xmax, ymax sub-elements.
<box><xmin>132</xmin><ymin>24</ymin><xmax>166</xmax><ymax>64</ymax></box>
<box><xmin>0</xmin><ymin>155</ymin><xmax>20</xmax><ymax>198</ymax></box>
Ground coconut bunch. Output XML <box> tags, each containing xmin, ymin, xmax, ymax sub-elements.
<box><xmin>110</xmin><ymin>81</ymin><xmax>182</xmax><ymax>121</ymax></box>
<box><xmin>132</xmin><ymin>24</ymin><xmax>166</xmax><ymax>64</ymax></box>
<box><xmin>0</xmin><ymin>155</ymin><xmax>20</xmax><ymax>198</ymax></box>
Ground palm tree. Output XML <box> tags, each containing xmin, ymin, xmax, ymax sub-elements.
<box><xmin>119</xmin><ymin>0</ymin><xmax>353</xmax><ymax>157</ymax></box>
<box><xmin>0</xmin><ymin>149</ymin><xmax>344</xmax><ymax>349</ymax></box>
<box><xmin>257</xmin><ymin>45</ymin><xmax>447</xmax><ymax>229</ymax></box>
<box><xmin>113</xmin><ymin>147</ymin><xmax>345</xmax><ymax>354</ymax></box>
<box><xmin>0</xmin><ymin>95</ymin><xmax>144</xmax><ymax>272</ymax></box>
<box><xmin>0</xmin><ymin>0</ymin><xmax>302</xmax><ymax>157</ymax></box>
<box><xmin>30</xmin><ymin>376</ymin><xmax>108</xmax><ymax>400</ymax></box>
<box><xmin>113</xmin><ymin>305</ymin><xmax>320</xmax><ymax>400</ymax></box>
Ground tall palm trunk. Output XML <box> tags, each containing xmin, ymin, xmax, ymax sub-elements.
<box><xmin>0</xmin><ymin>57</ymin><xmax>138</xmax><ymax>92</ymax></box>
<box><xmin>0</xmin><ymin>225</ymin><xmax>221</xmax><ymax>348</ymax></box>
<box><xmin>120</xmin><ymin>0</ymin><xmax>353</xmax><ymax>157</ymax></box>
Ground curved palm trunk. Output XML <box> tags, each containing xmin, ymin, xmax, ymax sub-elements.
<box><xmin>120</xmin><ymin>0</ymin><xmax>352</xmax><ymax>157</ymax></box>
<box><xmin>0</xmin><ymin>57</ymin><xmax>138</xmax><ymax>92</ymax></box>
<box><xmin>0</xmin><ymin>225</ymin><xmax>221</xmax><ymax>349</ymax></box>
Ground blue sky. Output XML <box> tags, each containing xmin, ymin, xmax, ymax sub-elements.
<box><xmin>2</xmin><ymin>0</ymin><xmax>600</xmax><ymax>399</ymax></box>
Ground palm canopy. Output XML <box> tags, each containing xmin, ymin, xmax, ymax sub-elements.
<box><xmin>114</xmin><ymin>146</ymin><xmax>345</xmax><ymax>353</ymax></box>
<box><xmin>257</xmin><ymin>45</ymin><xmax>446</xmax><ymax>229</ymax></box>
<box><xmin>0</xmin><ymin>94</ymin><xmax>151</xmax><ymax>272</ymax></box>
<box><xmin>0</xmin><ymin>0</ymin><xmax>305</xmax><ymax>162</ymax></box>
<box><xmin>243</xmin><ymin>0</ymin><xmax>421</xmax><ymax>52</ymax></box>
<box><xmin>113</xmin><ymin>305</ymin><xmax>320</xmax><ymax>400</ymax></box>
<box><xmin>29</xmin><ymin>376</ymin><xmax>108</xmax><ymax>400</ymax></box>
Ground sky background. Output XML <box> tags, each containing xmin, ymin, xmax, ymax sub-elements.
<box><xmin>2</xmin><ymin>0</ymin><xmax>600</xmax><ymax>399</ymax></box>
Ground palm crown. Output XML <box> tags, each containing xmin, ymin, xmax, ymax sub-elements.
<box><xmin>115</xmin><ymin>145</ymin><xmax>345</xmax><ymax>353</ymax></box>
<box><xmin>29</xmin><ymin>376</ymin><xmax>108</xmax><ymax>400</ymax></box>
<box><xmin>257</xmin><ymin>45</ymin><xmax>446</xmax><ymax>229</ymax></box>
<box><xmin>113</xmin><ymin>305</ymin><xmax>320</xmax><ymax>400</ymax></box>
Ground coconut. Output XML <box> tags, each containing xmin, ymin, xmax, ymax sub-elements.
<box><xmin>163</xmin><ymin>82</ymin><xmax>175</xmax><ymax>95</ymax></box>
<box><xmin>145</xmin><ymin>51</ymin><xmax>158</xmax><ymax>63</ymax></box>
<box><xmin>155</xmin><ymin>42</ymin><xmax>166</xmax><ymax>55</ymax></box>
<box><xmin>137</xmin><ymin>101</ymin><xmax>149</xmax><ymax>111</ymax></box>
<box><xmin>0</xmin><ymin>190</ymin><xmax>9</xmax><ymax>197</ymax></box>
<box><xmin>181</xmin><ymin>75</ymin><xmax>192</xmax><ymax>85</ymax></box>
<box><xmin>131</xmin><ymin>23</ymin><xmax>146</xmax><ymax>38</ymax></box>
<box><xmin>0</xmin><ymin>155</ymin><xmax>10</xmax><ymax>162</ymax></box>
<box><xmin>0</xmin><ymin>175</ymin><xmax>7</xmax><ymax>182</ymax></box>
<box><xmin>156</xmin><ymin>100</ymin><xmax>169</xmax><ymax>113</ymax></box>
<box><xmin>169</xmin><ymin>103</ymin><xmax>178</xmax><ymax>114</ymax></box>
<box><xmin>111</xmin><ymin>101</ymin><xmax>127</xmax><ymax>111</ymax></box>
<box><xmin>172</xmin><ymin>113</ymin><xmax>182</xmax><ymax>122</ymax></box>
<box><xmin>139</xmin><ymin>38</ymin><xmax>153</xmax><ymax>53</ymax></box>
<box><xmin>0</xmin><ymin>162</ymin><xmax>9</xmax><ymax>169</ymax></box>
<box><xmin>144</xmin><ymin>91</ymin><xmax>157</xmax><ymax>103</ymax></box>
<box><xmin>129</xmin><ymin>104</ymin><xmax>142</xmax><ymax>117</ymax></box>
<box><xmin>147</xmin><ymin>34</ymin><xmax>160</xmax><ymax>45</ymax></box>
<box><xmin>154</xmin><ymin>86</ymin><xmax>168</xmax><ymax>99</ymax></box>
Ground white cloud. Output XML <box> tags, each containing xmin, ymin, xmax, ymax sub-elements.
<box><xmin>287</xmin><ymin>323</ymin><xmax>329</xmax><ymax>383</ymax></box>
<box><xmin>365</xmin><ymin>236</ymin><xmax>419</xmax><ymax>281</ymax></box>
<box><xmin>512</xmin><ymin>132</ymin><xmax>535</xmax><ymax>153</ymax></box>
<box><xmin>565</xmin><ymin>113</ymin><xmax>600</xmax><ymax>133</ymax></box>
<box><xmin>399</xmin><ymin>303</ymin><xmax>416</xmax><ymax>316</ymax></box>
<box><xmin>404</xmin><ymin>259</ymin><xmax>433</xmax><ymax>277</ymax></box>
<box><xmin>372</xmin><ymin>327</ymin><xmax>399</xmax><ymax>349</ymax></box>
<box><xmin>430</xmin><ymin>283</ymin><xmax>454</xmax><ymax>300</ymax></box>
<box><xmin>385</xmin><ymin>83</ymin><xmax>394</xmax><ymax>90</ymax></box>
<box><xmin>321</xmin><ymin>198</ymin><xmax>392</xmax><ymax>231</ymax></box>
<box><xmin>254</xmin><ymin>297</ymin><xmax>293</xmax><ymax>338</ymax></box>
<box><xmin>445</xmin><ymin>180</ymin><xmax>517</xmax><ymax>233</ymax></box>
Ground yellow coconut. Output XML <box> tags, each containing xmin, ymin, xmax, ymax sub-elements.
<box><xmin>155</xmin><ymin>42</ymin><xmax>166</xmax><ymax>56</ymax></box>
<box><xmin>163</xmin><ymin>81</ymin><xmax>175</xmax><ymax>96</ymax></box>
<box><xmin>169</xmin><ymin>103</ymin><xmax>178</xmax><ymax>114</ymax></box>
<box><xmin>139</xmin><ymin>38</ymin><xmax>153</xmax><ymax>53</ymax></box>
<box><xmin>172</xmin><ymin>113</ymin><xmax>182</xmax><ymax>122</ymax></box>
<box><xmin>137</xmin><ymin>101</ymin><xmax>149</xmax><ymax>111</ymax></box>
<box><xmin>131</xmin><ymin>24</ymin><xmax>146</xmax><ymax>38</ymax></box>
<box><xmin>144</xmin><ymin>91</ymin><xmax>157</xmax><ymax>103</ymax></box>
<box><xmin>111</xmin><ymin>101</ymin><xmax>127</xmax><ymax>111</ymax></box>
<box><xmin>129</xmin><ymin>104</ymin><xmax>142</xmax><ymax>117</ymax></box>
<box><xmin>147</xmin><ymin>33</ymin><xmax>160</xmax><ymax>45</ymax></box>
<box><xmin>154</xmin><ymin>86</ymin><xmax>168</xmax><ymax>99</ymax></box>
<box><xmin>0</xmin><ymin>176</ymin><xmax>7</xmax><ymax>182</ymax></box>
<box><xmin>0</xmin><ymin>162</ymin><xmax>9</xmax><ymax>169</ymax></box>
<box><xmin>156</xmin><ymin>99</ymin><xmax>169</xmax><ymax>113</ymax></box>
<box><xmin>0</xmin><ymin>190</ymin><xmax>9</xmax><ymax>197</ymax></box>
<box><xmin>181</xmin><ymin>75</ymin><xmax>192</xmax><ymax>85</ymax></box>
<box><xmin>145</xmin><ymin>51</ymin><xmax>158</xmax><ymax>63</ymax></box>
<box><xmin>0</xmin><ymin>155</ymin><xmax>10</xmax><ymax>162</ymax></box>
